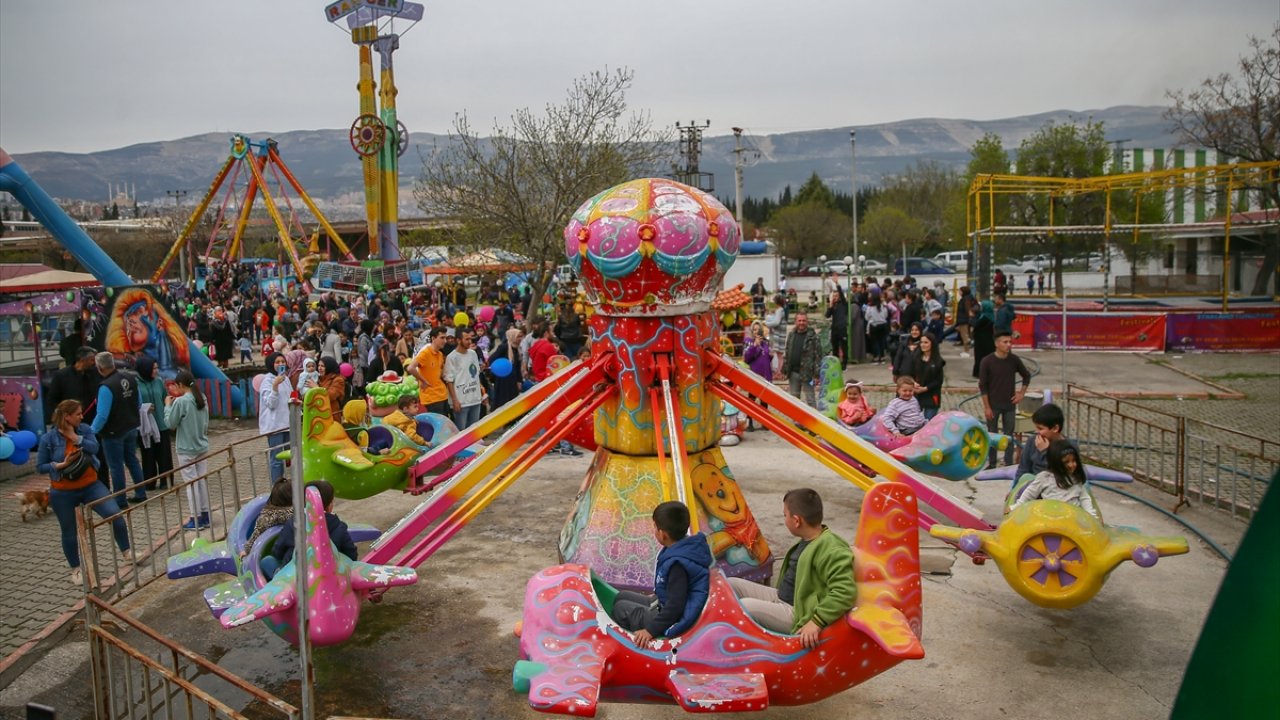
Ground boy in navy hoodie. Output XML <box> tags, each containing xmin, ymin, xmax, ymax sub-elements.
<box><xmin>270</xmin><ymin>480</ymin><xmax>357</xmax><ymax>567</ymax></box>
<box><xmin>611</xmin><ymin>501</ymin><xmax>713</xmax><ymax>646</ymax></box>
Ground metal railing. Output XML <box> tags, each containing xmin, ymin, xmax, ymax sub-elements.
<box><xmin>75</xmin><ymin>430</ymin><xmax>296</xmax><ymax>719</ymax></box>
<box><xmin>86</xmin><ymin>595</ymin><xmax>300</xmax><ymax>720</ymax></box>
<box><xmin>78</xmin><ymin>432</ymin><xmax>286</xmax><ymax>603</ymax></box>
<box><xmin>1064</xmin><ymin>384</ymin><xmax>1276</xmax><ymax>520</ymax></box>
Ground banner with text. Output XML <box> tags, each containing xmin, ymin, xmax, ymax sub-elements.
<box><xmin>1032</xmin><ymin>314</ymin><xmax>1167</xmax><ymax>352</ymax></box>
<box><xmin>1165</xmin><ymin>311</ymin><xmax>1280</xmax><ymax>353</ymax></box>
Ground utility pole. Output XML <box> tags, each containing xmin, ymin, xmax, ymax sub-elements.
<box><xmin>672</xmin><ymin>120</ymin><xmax>713</xmax><ymax>192</ymax></box>
<box><xmin>166</xmin><ymin>189</ymin><xmax>189</xmax><ymax>285</ymax></box>
<box><xmin>850</xmin><ymin>130</ymin><xmax>859</xmax><ymax>276</ymax></box>
<box><xmin>730</xmin><ymin>127</ymin><xmax>760</xmax><ymax>232</ymax></box>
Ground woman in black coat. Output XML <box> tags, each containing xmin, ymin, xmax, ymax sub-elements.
<box><xmin>910</xmin><ymin>333</ymin><xmax>946</xmax><ymax>419</ymax></box>
<box><xmin>971</xmin><ymin>298</ymin><xmax>996</xmax><ymax>378</ymax></box>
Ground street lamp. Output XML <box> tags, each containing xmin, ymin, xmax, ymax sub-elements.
<box><xmin>844</xmin><ymin>255</ymin><xmax>855</xmax><ymax>361</ymax></box>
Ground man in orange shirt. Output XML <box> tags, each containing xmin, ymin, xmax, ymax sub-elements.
<box><xmin>406</xmin><ymin>327</ymin><xmax>450</xmax><ymax>417</ymax></box>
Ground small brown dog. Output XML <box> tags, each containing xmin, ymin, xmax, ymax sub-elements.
<box><xmin>15</xmin><ymin>489</ymin><xmax>50</xmax><ymax>521</ymax></box>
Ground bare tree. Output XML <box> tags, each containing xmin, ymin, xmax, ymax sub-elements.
<box><xmin>1166</xmin><ymin>24</ymin><xmax>1279</xmax><ymax>294</ymax></box>
<box><xmin>415</xmin><ymin>68</ymin><xmax>670</xmax><ymax>316</ymax></box>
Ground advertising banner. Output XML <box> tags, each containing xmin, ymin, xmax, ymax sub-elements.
<box><xmin>1165</xmin><ymin>311</ymin><xmax>1280</xmax><ymax>353</ymax></box>
<box><xmin>1032</xmin><ymin>314</ymin><xmax>1166</xmax><ymax>352</ymax></box>
<box><xmin>1011</xmin><ymin>314</ymin><xmax>1035</xmax><ymax>349</ymax></box>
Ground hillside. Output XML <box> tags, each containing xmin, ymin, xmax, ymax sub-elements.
<box><xmin>8</xmin><ymin>105</ymin><xmax>1177</xmax><ymax>214</ymax></box>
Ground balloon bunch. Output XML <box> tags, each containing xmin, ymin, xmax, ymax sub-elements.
<box><xmin>0</xmin><ymin>430</ymin><xmax>39</xmax><ymax>465</ymax></box>
<box><xmin>365</xmin><ymin>374</ymin><xmax>420</xmax><ymax>409</ymax></box>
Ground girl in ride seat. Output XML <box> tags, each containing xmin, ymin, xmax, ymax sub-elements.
<box><xmin>1009</xmin><ymin>440</ymin><xmax>1100</xmax><ymax>521</ymax></box>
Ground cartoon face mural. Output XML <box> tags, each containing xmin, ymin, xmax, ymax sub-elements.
<box><xmin>690</xmin><ymin>451</ymin><xmax>770</xmax><ymax>565</ymax></box>
<box><xmin>104</xmin><ymin>286</ymin><xmax>190</xmax><ymax>379</ymax></box>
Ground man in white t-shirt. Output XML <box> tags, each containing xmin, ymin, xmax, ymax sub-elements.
<box><xmin>443</xmin><ymin>328</ymin><xmax>485</xmax><ymax>429</ymax></box>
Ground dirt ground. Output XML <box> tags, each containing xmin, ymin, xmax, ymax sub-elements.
<box><xmin>17</xmin><ymin>424</ymin><xmax>1235</xmax><ymax>720</ymax></box>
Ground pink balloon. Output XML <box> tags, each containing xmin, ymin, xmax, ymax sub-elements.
<box><xmin>477</xmin><ymin>305</ymin><xmax>496</xmax><ymax>323</ymax></box>
<box><xmin>340</xmin><ymin>362</ymin><xmax>355</xmax><ymax>378</ymax></box>
<box><xmin>252</xmin><ymin>373</ymin><xmax>267</xmax><ymax>393</ymax></box>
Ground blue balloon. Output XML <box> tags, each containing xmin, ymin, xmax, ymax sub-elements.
<box><xmin>8</xmin><ymin>449</ymin><xmax>30</xmax><ymax>465</ymax></box>
<box><xmin>491</xmin><ymin>357</ymin><xmax>513</xmax><ymax>378</ymax></box>
<box><xmin>9</xmin><ymin>430</ymin><xmax>37</xmax><ymax>451</ymax></box>
<box><xmin>0</xmin><ymin>435</ymin><xmax>14</xmax><ymax>461</ymax></box>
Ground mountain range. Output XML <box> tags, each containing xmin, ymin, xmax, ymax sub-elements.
<box><xmin>8</xmin><ymin>105</ymin><xmax>1178</xmax><ymax>218</ymax></box>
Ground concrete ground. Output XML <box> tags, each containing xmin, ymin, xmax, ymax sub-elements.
<box><xmin>1</xmin><ymin>351</ymin><xmax>1275</xmax><ymax>719</ymax></box>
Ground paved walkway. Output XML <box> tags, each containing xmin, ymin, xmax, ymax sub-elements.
<box><xmin>0</xmin><ymin>419</ymin><xmax>266</xmax><ymax>669</ymax></box>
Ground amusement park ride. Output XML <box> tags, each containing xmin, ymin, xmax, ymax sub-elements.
<box><xmin>154</xmin><ymin>0</ymin><xmax>424</xmax><ymax>294</ymax></box>
<box><xmin>166</xmin><ymin>178</ymin><xmax>1190</xmax><ymax>715</ymax></box>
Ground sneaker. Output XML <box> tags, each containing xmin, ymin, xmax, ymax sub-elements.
<box><xmin>960</xmin><ymin>352</ymin><xmax>970</xmax><ymax>358</ymax></box>
<box><xmin>70</xmin><ymin>567</ymin><xmax>82</xmax><ymax>585</ymax></box>
<box><xmin>559</xmin><ymin>446</ymin><xmax>584</xmax><ymax>457</ymax></box>
<box><xmin>182</xmin><ymin>517</ymin><xmax>198</xmax><ymax>530</ymax></box>
<box><xmin>197</xmin><ymin>512</ymin><xmax>212</xmax><ymax>530</ymax></box>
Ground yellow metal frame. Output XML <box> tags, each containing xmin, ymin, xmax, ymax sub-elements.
<box><xmin>966</xmin><ymin>161</ymin><xmax>1280</xmax><ymax>309</ymax></box>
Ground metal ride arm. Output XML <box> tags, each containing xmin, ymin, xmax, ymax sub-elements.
<box><xmin>703</xmin><ymin>349</ymin><xmax>992</xmax><ymax>536</ymax></box>
<box><xmin>226</xmin><ymin>151</ymin><xmax>270</xmax><ymax>262</ymax></box>
<box><xmin>151</xmin><ymin>154</ymin><xmax>237</xmax><ymax>282</ymax></box>
<box><xmin>364</xmin><ymin>355</ymin><xmax>612</xmax><ymax>567</ymax></box>
<box><xmin>394</xmin><ymin>383</ymin><xmax>616</xmax><ymax>570</ymax></box>
<box><xmin>241</xmin><ymin>151</ymin><xmax>311</xmax><ymax>284</ymax></box>
<box><xmin>266</xmin><ymin>146</ymin><xmax>356</xmax><ymax>260</ymax></box>
<box><xmin>406</xmin><ymin>356</ymin><xmax>601</xmax><ymax>491</ymax></box>
<box><xmin>654</xmin><ymin>355</ymin><xmax>700</xmax><ymax>533</ymax></box>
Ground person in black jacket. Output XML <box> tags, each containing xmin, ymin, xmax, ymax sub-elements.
<box><xmin>909</xmin><ymin>333</ymin><xmax>946</xmax><ymax>420</ymax></box>
<box><xmin>824</xmin><ymin>287</ymin><xmax>849</xmax><ymax>369</ymax></box>
<box><xmin>270</xmin><ymin>480</ymin><xmax>357</xmax><ymax>568</ymax></box>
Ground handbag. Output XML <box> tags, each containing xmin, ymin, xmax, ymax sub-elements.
<box><xmin>61</xmin><ymin>447</ymin><xmax>93</xmax><ymax>481</ymax></box>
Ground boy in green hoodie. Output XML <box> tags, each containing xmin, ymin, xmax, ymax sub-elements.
<box><xmin>727</xmin><ymin>488</ymin><xmax>855</xmax><ymax>648</ymax></box>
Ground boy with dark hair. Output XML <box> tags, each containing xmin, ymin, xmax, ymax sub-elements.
<box><xmin>1014</xmin><ymin>403</ymin><xmax>1079</xmax><ymax>481</ymax></box>
<box><xmin>610</xmin><ymin>501</ymin><xmax>713</xmax><ymax>646</ymax></box>
<box><xmin>727</xmin><ymin>488</ymin><xmax>856</xmax><ymax>648</ymax></box>
<box><xmin>270</xmin><ymin>480</ymin><xmax>358</xmax><ymax>567</ymax></box>
<box><xmin>979</xmin><ymin>330</ymin><xmax>1031</xmax><ymax>468</ymax></box>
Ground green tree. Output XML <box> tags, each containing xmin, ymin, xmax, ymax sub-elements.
<box><xmin>877</xmin><ymin>160</ymin><xmax>965</xmax><ymax>253</ymax></box>
<box><xmin>859</xmin><ymin>205</ymin><xmax>925</xmax><ymax>264</ymax></box>
<box><xmin>1013</xmin><ymin>119</ymin><xmax>1110</xmax><ymax>289</ymax></box>
<box><xmin>793</xmin><ymin>172</ymin><xmax>839</xmax><ymax>210</ymax></box>
<box><xmin>1166</xmin><ymin>24</ymin><xmax>1279</xmax><ymax>294</ymax></box>
<box><xmin>767</xmin><ymin>202</ymin><xmax>847</xmax><ymax>261</ymax></box>
<box><xmin>414</xmin><ymin>68</ymin><xmax>669</xmax><ymax>317</ymax></box>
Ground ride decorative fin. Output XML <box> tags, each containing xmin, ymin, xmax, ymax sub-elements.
<box><xmin>166</xmin><ymin>539</ymin><xmax>236</xmax><ymax>579</ymax></box>
<box><xmin>845</xmin><ymin>604</ymin><xmax>924</xmax><ymax>659</ymax></box>
<box><xmin>202</xmin><ymin>579</ymin><xmax>247</xmax><ymax>619</ymax></box>
<box><xmin>219</xmin><ymin>569</ymin><xmax>297</xmax><ymax>628</ymax></box>
<box><xmin>348</xmin><ymin>561</ymin><xmax>417</xmax><ymax>591</ymax></box>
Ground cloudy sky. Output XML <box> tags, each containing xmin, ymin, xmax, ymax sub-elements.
<box><xmin>1</xmin><ymin>1</ymin><xmax>1275</xmax><ymax>154</ymax></box>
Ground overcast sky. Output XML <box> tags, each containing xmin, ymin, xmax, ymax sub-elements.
<box><xmin>1</xmin><ymin>1</ymin><xmax>1275</xmax><ymax>154</ymax></box>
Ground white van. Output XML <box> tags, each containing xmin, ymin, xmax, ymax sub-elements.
<box><xmin>933</xmin><ymin>251</ymin><xmax>970</xmax><ymax>271</ymax></box>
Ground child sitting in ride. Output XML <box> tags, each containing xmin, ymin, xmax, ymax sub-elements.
<box><xmin>727</xmin><ymin>488</ymin><xmax>855</xmax><ymax>649</ymax></box>
<box><xmin>881</xmin><ymin>377</ymin><xmax>927</xmax><ymax>437</ymax></box>
<box><xmin>243</xmin><ymin>479</ymin><xmax>292</xmax><ymax>558</ymax></box>
<box><xmin>1009</xmin><ymin>440</ymin><xmax>1101</xmax><ymax>521</ymax></box>
<box><xmin>1014</xmin><ymin>403</ymin><xmax>1079</xmax><ymax>482</ymax></box>
<box><xmin>296</xmin><ymin>357</ymin><xmax>320</xmax><ymax>392</ymax></box>
<box><xmin>837</xmin><ymin>381</ymin><xmax>875</xmax><ymax>428</ymax></box>
<box><xmin>383</xmin><ymin>396</ymin><xmax>426</xmax><ymax>446</ymax></box>
<box><xmin>609</xmin><ymin>501</ymin><xmax>713</xmax><ymax>646</ymax></box>
<box><xmin>263</xmin><ymin>480</ymin><xmax>358</xmax><ymax>579</ymax></box>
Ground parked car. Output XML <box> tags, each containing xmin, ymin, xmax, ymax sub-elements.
<box><xmin>823</xmin><ymin>259</ymin><xmax>850</xmax><ymax>275</ymax></box>
<box><xmin>894</xmin><ymin>257</ymin><xmax>956</xmax><ymax>276</ymax></box>
<box><xmin>932</xmin><ymin>251</ymin><xmax>970</xmax><ymax>271</ymax></box>
<box><xmin>858</xmin><ymin>259</ymin><xmax>888</xmax><ymax>274</ymax></box>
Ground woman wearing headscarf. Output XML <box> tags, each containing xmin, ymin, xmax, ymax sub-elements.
<box><xmin>317</xmin><ymin>356</ymin><xmax>347</xmax><ymax>420</ymax></box>
<box><xmin>135</xmin><ymin>354</ymin><xmax>175</xmax><ymax>489</ymax></box>
<box><xmin>284</xmin><ymin>348</ymin><xmax>309</xmax><ymax>389</ymax></box>
<box><xmin>971</xmin><ymin>298</ymin><xmax>996</xmax><ymax>379</ymax></box>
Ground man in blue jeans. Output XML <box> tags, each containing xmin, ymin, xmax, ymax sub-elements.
<box><xmin>978</xmin><ymin>332</ymin><xmax>1031</xmax><ymax>469</ymax></box>
<box><xmin>90</xmin><ymin>352</ymin><xmax>147</xmax><ymax>504</ymax></box>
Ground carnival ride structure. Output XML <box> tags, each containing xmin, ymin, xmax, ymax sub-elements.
<box><xmin>166</xmin><ymin>177</ymin><xmax>1190</xmax><ymax>713</ymax></box>
<box><xmin>150</xmin><ymin>135</ymin><xmax>355</xmax><ymax>289</ymax></box>
<box><xmin>0</xmin><ymin>149</ymin><xmax>240</xmax><ymax>402</ymax></box>
<box><xmin>167</xmin><ymin>486</ymin><xmax>416</xmax><ymax>647</ymax></box>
